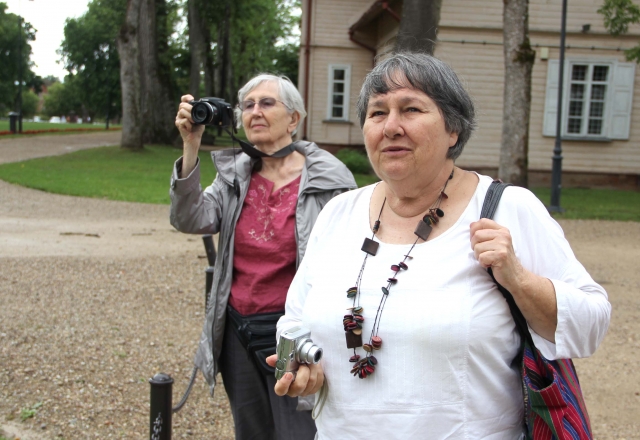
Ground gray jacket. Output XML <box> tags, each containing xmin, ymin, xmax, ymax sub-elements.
<box><xmin>169</xmin><ymin>141</ymin><xmax>357</xmax><ymax>395</ymax></box>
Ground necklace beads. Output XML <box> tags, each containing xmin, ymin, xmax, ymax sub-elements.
<box><xmin>343</xmin><ymin>169</ymin><xmax>454</xmax><ymax>379</ymax></box>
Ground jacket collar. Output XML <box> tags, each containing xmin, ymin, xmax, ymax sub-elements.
<box><xmin>211</xmin><ymin>140</ymin><xmax>355</xmax><ymax>192</ymax></box>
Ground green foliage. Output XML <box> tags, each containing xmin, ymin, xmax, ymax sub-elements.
<box><xmin>229</xmin><ymin>0</ymin><xmax>300</xmax><ymax>95</ymax></box>
<box><xmin>598</xmin><ymin>0</ymin><xmax>640</xmax><ymax>35</ymax></box>
<box><xmin>42</xmin><ymin>81</ymin><xmax>83</xmax><ymax>118</ymax></box>
<box><xmin>176</xmin><ymin>0</ymin><xmax>301</xmax><ymax>101</ymax></box>
<box><xmin>273</xmin><ymin>42</ymin><xmax>301</xmax><ymax>85</ymax></box>
<box><xmin>0</xmin><ymin>2</ymin><xmax>38</xmax><ymax>115</ymax></box>
<box><xmin>163</xmin><ymin>0</ymin><xmax>191</xmax><ymax>98</ymax></box>
<box><xmin>599</xmin><ymin>0</ymin><xmax>640</xmax><ymax>62</ymax></box>
<box><xmin>20</xmin><ymin>401</ymin><xmax>43</xmax><ymax>422</ymax></box>
<box><xmin>21</xmin><ymin>89</ymin><xmax>39</xmax><ymax>118</ymax></box>
<box><xmin>43</xmin><ymin>0</ymin><xmax>301</xmax><ymax>142</ymax></box>
<box><xmin>336</xmin><ymin>148</ymin><xmax>372</xmax><ymax>174</ymax></box>
<box><xmin>0</xmin><ymin>146</ymin><xmax>216</xmax><ymax>204</ymax></box>
<box><xmin>58</xmin><ymin>0</ymin><xmax>125</xmax><ymax>120</ymax></box>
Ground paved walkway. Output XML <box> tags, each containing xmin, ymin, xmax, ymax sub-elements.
<box><xmin>0</xmin><ymin>131</ymin><xmax>122</xmax><ymax>164</ymax></box>
<box><xmin>0</xmin><ymin>131</ymin><xmax>209</xmax><ymax>259</ymax></box>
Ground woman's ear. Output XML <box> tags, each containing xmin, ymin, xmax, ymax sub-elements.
<box><xmin>288</xmin><ymin>112</ymin><xmax>301</xmax><ymax>133</ymax></box>
<box><xmin>448</xmin><ymin>131</ymin><xmax>459</xmax><ymax>148</ymax></box>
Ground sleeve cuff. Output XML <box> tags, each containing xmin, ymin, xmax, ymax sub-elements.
<box><xmin>527</xmin><ymin>278</ymin><xmax>568</xmax><ymax>360</ymax></box>
<box><xmin>171</xmin><ymin>156</ymin><xmax>201</xmax><ymax>194</ymax></box>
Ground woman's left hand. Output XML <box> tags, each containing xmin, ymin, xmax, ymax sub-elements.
<box><xmin>470</xmin><ymin>218</ymin><xmax>526</xmax><ymax>291</ymax></box>
<box><xmin>266</xmin><ymin>354</ymin><xmax>325</xmax><ymax>397</ymax></box>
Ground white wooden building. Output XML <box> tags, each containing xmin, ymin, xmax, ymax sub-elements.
<box><xmin>297</xmin><ymin>0</ymin><xmax>640</xmax><ymax>188</ymax></box>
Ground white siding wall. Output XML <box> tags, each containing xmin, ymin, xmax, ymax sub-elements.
<box><xmin>301</xmin><ymin>0</ymin><xmax>372</xmax><ymax>145</ymax></box>
<box><xmin>436</xmin><ymin>27</ymin><xmax>640</xmax><ymax>174</ymax></box>
<box><xmin>441</xmin><ymin>0</ymin><xmax>640</xmax><ymax>35</ymax></box>
<box><xmin>307</xmin><ymin>47</ymin><xmax>370</xmax><ymax>145</ymax></box>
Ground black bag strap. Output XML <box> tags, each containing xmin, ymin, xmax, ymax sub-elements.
<box><xmin>480</xmin><ymin>180</ymin><xmax>512</xmax><ymax>220</ymax></box>
<box><xmin>480</xmin><ymin>181</ymin><xmax>535</xmax><ymax>346</ymax></box>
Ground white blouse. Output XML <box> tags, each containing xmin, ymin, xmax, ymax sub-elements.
<box><xmin>278</xmin><ymin>174</ymin><xmax>610</xmax><ymax>439</ymax></box>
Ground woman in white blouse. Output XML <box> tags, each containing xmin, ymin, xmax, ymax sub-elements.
<box><xmin>267</xmin><ymin>52</ymin><xmax>611</xmax><ymax>439</ymax></box>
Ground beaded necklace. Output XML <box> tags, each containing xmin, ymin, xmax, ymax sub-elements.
<box><xmin>344</xmin><ymin>169</ymin><xmax>454</xmax><ymax>379</ymax></box>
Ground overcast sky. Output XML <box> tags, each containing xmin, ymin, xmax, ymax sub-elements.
<box><xmin>4</xmin><ymin>0</ymin><xmax>91</xmax><ymax>80</ymax></box>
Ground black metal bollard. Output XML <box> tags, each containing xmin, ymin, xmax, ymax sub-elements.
<box><xmin>148</xmin><ymin>235</ymin><xmax>217</xmax><ymax>435</ymax></box>
<box><xmin>149</xmin><ymin>373</ymin><xmax>173</xmax><ymax>440</ymax></box>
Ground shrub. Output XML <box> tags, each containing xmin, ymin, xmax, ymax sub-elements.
<box><xmin>336</xmin><ymin>148</ymin><xmax>372</xmax><ymax>174</ymax></box>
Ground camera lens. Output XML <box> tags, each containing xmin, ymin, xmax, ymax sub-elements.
<box><xmin>298</xmin><ymin>340</ymin><xmax>323</xmax><ymax>364</ymax></box>
<box><xmin>191</xmin><ymin>102</ymin><xmax>217</xmax><ymax>125</ymax></box>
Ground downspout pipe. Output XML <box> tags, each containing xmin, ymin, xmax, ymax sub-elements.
<box><xmin>349</xmin><ymin>30</ymin><xmax>377</xmax><ymax>67</ymax></box>
<box><xmin>348</xmin><ymin>1</ymin><xmax>400</xmax><ymax>67</ymax></box>
<box><xmin>303</xmin><ymin>0</ymin><xmax>312</xmax><ymax>140</ymax></box>
<box><xmin>381</xmin><ymin>1</ymin><xmax>400</xmax><ymax>22</ymax></box>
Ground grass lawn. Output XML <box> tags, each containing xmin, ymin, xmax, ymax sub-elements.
<box><xmin>531</xmin><ymin>186</ymin><xmax>640</xmax><ymax>221</ymax></box>
<box><xmin>0</xmin><ymin>145</ymin><xmax>637</xmax><ymax>221</ymax></box>
<box><xmin>0</xmin><ymin>145</ymin><xmax>215</xmax><ymax>205</ymax></box>
<box><xmin>0</xmin><ymin>120</ymin><xmax>120</xmax><ymax>138</ymax></box>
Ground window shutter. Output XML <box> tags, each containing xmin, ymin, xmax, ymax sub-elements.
<box><xmin>543</xmin><ymin>60</ymin><xmax>560</xmax><ymax>136</ymax></box>
<box><xmin>609</xmin><ymin>62</ymin><xmax>635</xmax><ymax>140</ymax></box>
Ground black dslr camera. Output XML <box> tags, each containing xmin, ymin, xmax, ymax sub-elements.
<box><xmin>190</xmin><ymin>97</ymin><xmax>236</xmax><ymax>128</ymax></box>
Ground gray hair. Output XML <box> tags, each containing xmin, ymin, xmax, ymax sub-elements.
<box><xmin>235</xmin><ymin>74</ymin><xmax>307</xmax><ymax>136</ymax></box>
<box><xmin>356</xmin><ymin>52</ymin><xmax>476</xmax><ymax>160</ymax></box>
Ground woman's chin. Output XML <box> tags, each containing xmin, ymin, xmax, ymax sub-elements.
<box><xmin>374</xmin><ymin>164</ymin><xmax>415</xmax><ymax>183</ymax></box>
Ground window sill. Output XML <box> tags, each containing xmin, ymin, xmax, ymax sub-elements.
<box><xmin>544</xmin><ymin>134</ymin><xmax>616</xmax><ymax>142</ymax></box>
<box><xmin>322</xmin><ymin>119</ymin><xmax>354</xmax><ymax>125</ymax></box>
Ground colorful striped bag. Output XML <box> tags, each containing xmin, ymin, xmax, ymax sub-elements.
<box><xmin>481</xmin><ymin>181</ymin><xmax>593</xmax><ymax>440</ymax></box>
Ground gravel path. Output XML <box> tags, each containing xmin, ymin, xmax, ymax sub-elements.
<box><xmin>0</xmin><ymin>131</ymin><xmax>122</xmax><ymax>165</ymax></box>
<box><xmin>1</xmin><ymin>133</ymin><xmax>639</xmax><ymax>439</ymax></box>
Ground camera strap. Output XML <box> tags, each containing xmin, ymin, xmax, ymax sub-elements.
<box><xmin>238</xmin><ymin>138</ymin><xmax>297</xmax><ymax>158</ymax></box>
<box><xmin>225</xmin><ymin>129</ymin><xmax>298</xmax><ymax>199</ymax></box>
<box><xmin>229</xmin><ymin>131</ymin><xmax>297</xmax><ymax>159</ymax></box>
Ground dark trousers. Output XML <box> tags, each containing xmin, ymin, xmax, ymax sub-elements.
<box><xmin>219</xmin><ymin>316</ymin><xmax>316</xmax><ymax>440</ymax></box>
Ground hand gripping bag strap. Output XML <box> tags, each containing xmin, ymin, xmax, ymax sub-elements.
<box><xmin>481</xmin><ymin>180</ymin><xmax>593</xmax><ymax>440</ymax></box>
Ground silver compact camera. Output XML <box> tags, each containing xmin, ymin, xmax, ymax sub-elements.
<box><xmin>275</xmin><ymin>326</ymin><xmax>323</xmax><ymax>380</ymax></box>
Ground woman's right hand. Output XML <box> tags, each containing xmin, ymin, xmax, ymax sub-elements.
<box><xmin>175</xmin><ymin>94</ymin><xmax>205</xmax><ymax>177</ymax></box>
<box><xmin>266</xmin><ymin>354</ymin><xmax>325</xmax><ymax>397</ymax></box>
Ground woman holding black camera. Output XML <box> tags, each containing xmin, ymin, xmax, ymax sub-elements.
<box><xmin>170</xmin><ymin>74</ymin><xmax>356</xmax><ymax>440</ymax></box>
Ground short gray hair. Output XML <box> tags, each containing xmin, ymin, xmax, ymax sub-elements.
<box><xmin>356</xmin><ymin>52</ymin><xmax>476</xmax><ymax>160</ymax></box>
<box><xmin>235</xmin><ymin>74</ymin><xmax>307</xmax><ymax>136</ymax></box>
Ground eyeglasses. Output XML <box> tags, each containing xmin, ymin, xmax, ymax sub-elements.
<box><xmin>238</xmin><ymin>97</ymin><xmax>290</xmax><ymax>112</ymax></box>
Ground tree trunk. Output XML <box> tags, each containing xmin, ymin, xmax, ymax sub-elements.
<box><xmin>204</xmin><ymin>48</ymin><xmax>215</xmax><ymax>97</ymax></box>
<box><xmin>500</xmin><ymin>0</ymin><xmax>535</xmax><ymax>187</ymax></box>
<box><xmin>188</xmin><ymin>0</ymin><xmax>206</xmax><ymax>98</ymax></box>
<box><xmin>139</xmin><ymin>0</ymin><xmax>176</xmax><ymax>145</ymax></box>
<box><xmin>394</xmin><ymin>0</ymin><xmax>442</xmax><ymax>54</ymax></box>
<box><xmin>117</xmin><ymin>0</ymin><xmax>143</xmax><ymax>150</ymax></box>
<box><xmin>216</xmin><ymin>0</ymin><xmax>232</xmax><ymax>102</ymax></box>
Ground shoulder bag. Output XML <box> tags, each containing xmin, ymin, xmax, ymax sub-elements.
<box><xmin>481</xmin><ymin>180</ymin><xmax>593</xmax><ymax>440</ymax></box>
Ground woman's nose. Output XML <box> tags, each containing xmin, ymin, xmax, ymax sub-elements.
<box><xmin>383</xmin><ymin>111</ymin><xmax>404</xmax><ymax>138</ymax></box>
<box><xmin>250</xmin><ymin>103</ymin><xmax>263</xmax><ymax>115</ymax></box>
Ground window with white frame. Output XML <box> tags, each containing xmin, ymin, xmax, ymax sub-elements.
<box><xmin>567</xmin><ymin>64</ymin><xmax>609</xmax><ymax>135</ymax></box>
<box><xmin>543</xmin><ymin>59</ymin><xmax>635</xmax><ymax>140</ymax></box>
<box><xmin>327</xmin><ymin>64</ymin><xmax>351</xmax><ymax>121</ymax></box>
